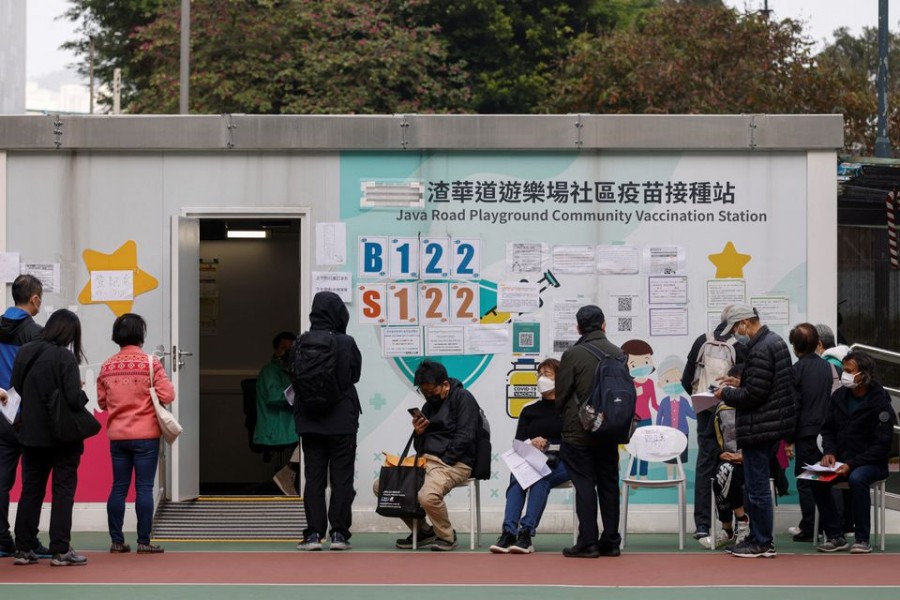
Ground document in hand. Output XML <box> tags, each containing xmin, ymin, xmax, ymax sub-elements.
<box><xmin>501</xmin><ymin>439</ymin><xmax>552</xmax><ymax>490</ymax></box>
<box><xmin>803</xmin><ymin>462</ymin><xmax>845</xmax><ymax>472</ymax></box>
<box><xmin>0</xmin><ymin>387</ymin><xmax>20</xmax><ymax>424</ymax></box>
<box><xmin>798</xmin><ymin>462</ymin><xmax>845</xmax><ymax>482</ymax></box>
<box><xmin>283</xmin><ymin>384</ymin><xmax>295</xmax><ymax>407</ymax></box>
<box><xmin>690</xmin><ymin>391</ymin><xmax>720</xmax><ymax>413</ymax></box>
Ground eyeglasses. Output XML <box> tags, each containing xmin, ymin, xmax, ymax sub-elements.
<box><xmin>416</xmin><ymin>384</ymin><xmax>443</xmax><ymax>397</ymax></box>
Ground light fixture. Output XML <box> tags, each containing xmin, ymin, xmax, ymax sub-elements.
<box><xmin>227</xmin><ymin>230</ymin><xmax>268</xmax><ymax>239</ymax></box>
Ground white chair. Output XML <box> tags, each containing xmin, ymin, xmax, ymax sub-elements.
<box><xmin>708</xmin><ymin>476</ymin><xmax>777</xmax><ymax>551</ymax></box>
<box><xmin>812</xmin><ymin>479</ymin><xmax>886</xmax><ymax>551</ymax></box>
<box><xmin>411</xmin><ymin>478</ymin><xmax>481</xmax><ymax>550</ymax></box>
<box><xmin>554</xmin><ymin>480</ymin><xmax>578</xmax><ymax>544</ymax></box>
<box><xmin>620</xmin><ymin>425</ymin><xmax>688</xmax><ymax>550</ymax></box>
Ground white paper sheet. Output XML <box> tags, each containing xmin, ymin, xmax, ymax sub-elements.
<box><xmin>465</xmin><ymin>324</ymin><xmax>510</xmax><ymax>354</ymax></box>
<box><xmin>283</xmin><ymin>384</ymin><xmax>295</xmax><ymax>407</ymax></box>
<box><xmin>649</xmin><ymin>307</ymin><xmax>689</xmax><ymax>336</ymax></box>
<box><xmin>496</xmin><ymin>281</ymin><xmax>541</xmax><ymax>313</ymax></box>
<box><xmin>0</xmin><ymin>387</ymin><xmax>20</xmax><ymax>424</ymax></box>
<box><xmin>424</xmin><ymin>326</ymin><xmax>466</xmax><ymax>356</ymax></box>
<box><xmin>0</xmin><ymin>253</ymin><xmax>21</xmax><ymax>283</ymax></box>
<box><xmin>551</xmin><ymin>245</ymin><xmax>595</xmax><ymax>274</ymax></box>
<box><xmin>596</xmin><ymin>245</ymin><xmax>640</xmax><ymax>274</ymax></box>
<box><xmin>506</xmin><ymin>242</ymin><xmax>544</xmax><ymax>273</ymax></box>
<box><xmin>643</xmin><ymin>246</ymin><xmax>684</xmax><ymax>275</ymax></box>
<box><xmin>751</xmin><ymin>296</ymin><xmax>791</xmax><ymax>325</ymax></box>
<box><xmin>311</xmin><ymin>271</ymin><xmax>352</xmax><ymax>302</ymax></box>
<box><xmin>22</xmin><ymin>263</ymin><xmax>60</xmax><ymax>294</ymax></box>
<box><xmin>706</xmin><ymin>279</ymin><xmax>746</xmax><ymax>310</ymax></box>
<box><xmin>381</xmin><ymin>326</ymin><xmax>423</xmax><ymax>357</ymax></box>
<box><xmin>316</xmin><ymin>222</ymin><xmax>347</xmax><ymax>265</ymax></box>
<box><xmin>648</xmin><ymin>275</ymin><xmax>688</xmax><ymax>305</ymax></box>
<box><xmin>552</xmin><ymin>299</ymin><xmax>582</xmax><ymax>353</ymax></box>
<box><xmin>91</xmin><ymin>270</ymin><xmax>134</xmax><ymax>301</ymax></box>
<box><xmin>501</xmin><ymin>439</ymin><xmax>552</xmax><ymax>489</ymax></box>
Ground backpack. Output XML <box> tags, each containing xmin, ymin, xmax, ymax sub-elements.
<box><xmin>289</xmin><ymin>330</ymin><xmax>341</xmax><ymax>414</ymax></box>
<box><xmin>577</xmin><ymin>343</ymin><xmax>638</xmax><ymax>444</ymax></box>
<box><xmin>472</xmin><ymin>403</ymin><xmax>492</xmax><ymax>480</ymax></box>
<box><xmin>713</xmin><ymin>402</ymin><xmax>738</xmax><ymax>453</ymax></box>
<box><xmin>691</xmin><ymin>333</ymin><xmax>737</xmax><ymax>394</ymax></box>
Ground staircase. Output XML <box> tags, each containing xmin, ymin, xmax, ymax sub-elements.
<box><xmin>153</xmin><ymin>496</ymin><xmax>306</xmax><ymax>541</ymax></box>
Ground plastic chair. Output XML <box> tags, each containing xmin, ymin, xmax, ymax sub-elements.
<box><xmin>554</xmin><ymin>480</ymin><xmax>578</xmax><ymax>544</ymax></box>
<box><xmin>412</xmin><ymin>478</ymin><xmax>480</xmax><ymax>550</ymax></box>
<box><xmin>813</xmin><ymin>479</ymin><xmax>886</xmax><ymax>551</ymax></box>
<box><xmin>620</xmin><ymin>425</ymin><xmax>688</xmax><ymax>550</ymax></box>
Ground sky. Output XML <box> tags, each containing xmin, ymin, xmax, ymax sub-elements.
<box><xmin>26</xmin><ymin>0</ymin><xmax>891</xmax><ymax>81</ymax></box>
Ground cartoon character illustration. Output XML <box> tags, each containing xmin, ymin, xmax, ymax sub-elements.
<box><xmin>622</xmin><ymin>339</ymin><xmax>658</xmax><ymax>478</ymax></box>
<box><xmin>655</xmin><ymin>355</ymin><xmax>696</xmax><ymax>470</ymax></box>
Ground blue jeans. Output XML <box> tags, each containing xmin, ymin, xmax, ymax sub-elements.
<box><xmin>502</xmin><ymin>460</ymin><xmax>570</xmax><ymax>536</ymax></box>
<box><xmin>813</xmin><ymin>463</ymin><xmax>888</xmax><ymax>543</ymax></box>
<box><xmin>741</xmin><ymin>440</ymin><xmax>776</xmax><ymax>546</ymax></box>
<box><xmin>107</xmin><ymin>439</ymin><xmax>160</xmax><ymax>545</ymax></box>
<box><xmin>630</xmin><ymin>419</ymin><xmax>651</xmax><ymax>477</ymax></box>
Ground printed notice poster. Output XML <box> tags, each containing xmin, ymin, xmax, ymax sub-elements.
<box><xmin>22</xmin><ymin>263</ymin><xmax>60</xmax><ymax>294</ymax></box>
<box><xmin>551</xmin><ymin>245</ymin><xmax>595</xmax><ymax>274</ymax></box>
<box><xmin>506</xmin><ymin>242</ymin><xmax>545</xmax><ymax>273</ymax></box>
<box><xmin>609</xmin><ymin>292</ymin><xmax>641</xmax><ymax>316</ymax></box>
<box><xmin>643</xmin><ymin>246</ymin><xmax>685</xmax><ymax>275</ymax></box>
<box><xmin>465</xmin><ymin>324</ymin><xmax>510</xmax><ymax>355</ymax></box>
<box><xmin>596</xmin><ymin>245</ymin><xmax>640</xmax><ymax>274</ymax></box>
<box><xmin>381</xmin><ymin>326</ymin><xmax>422</xmax><ymax>357</ymax></box>
<box><xmin>497</xmin><ymin>281</ymin><xmax>541</xmax><ymax>313</ymax></box>
<box><xmin>552</xmin><ymin>298</ymin><xmax>581</xmax><ymax>352</ymax></box>
<box><xmin>316</xmin><ymin>222</ymin><xmax>347</xmax><ymax>266</ymax></box>
<box><xmin>649</xmin><ymin>307</ymin><xmax>689</xmax><ymax>336</ymax></box>
<box><xmin>312</xmin><ymin>271</ymin><xmax>352</xmax><ymax>302</ymax></box>
<box><xmin>751</xmin><ymin>296</ymin><xmax>791</xmax><ymax>325</ymax></box>
<box><xmin>512</xmin><ymin>321</ymin><xmax>541</xmax><ymax>354</ymax></box>
<box><xmin>425</xmin><ymin>326</ymin><xmax>466</xmax><ymax>356</ymax></box>
<box><xmin>707</xmin><ymin>311</ymin><xmax>722</xmax><ymax>332</ymax></box>
<box><xmin>707</xmin><ymin>279</ymin><xmax>746</xmax><ymax>310</ymax></box>
<box><xmin>648</xmin><ymin>275</ymin><xmax>688</xmax><ymax>305</ymax></box>
<box><xmin>90</xmin><ymin>270</ymin><xmax>134</xmax><ymax>301</ymax></box>
<box><xmin>0</xmin><ymin>252</ymin><xmax>20</xmax><ymax>283</ymax></box>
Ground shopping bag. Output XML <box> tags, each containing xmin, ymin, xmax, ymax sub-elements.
<box><xmin>376</xmin><ymin>433</ymin><xmax>425</xmax><ymax>519</ymax></box>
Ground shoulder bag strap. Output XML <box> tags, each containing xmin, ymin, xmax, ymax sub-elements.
<box><xmin>146</xmin><ymin>353</ymin><xmax>155</xmax><ymax>388</ymax></box>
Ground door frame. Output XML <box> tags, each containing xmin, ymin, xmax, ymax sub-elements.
<box><xmin>169</xmin><ymin>207</ymin><xmax>311</xmax><ymax>500</ymax></box>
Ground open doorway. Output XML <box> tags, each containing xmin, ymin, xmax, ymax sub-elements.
<box><xmin>196</xmin><ymin>218</ymin><xmax>301</xmax><ymax>495</ymax></box>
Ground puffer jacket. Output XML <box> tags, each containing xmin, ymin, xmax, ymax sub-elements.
<box><xmin>415</xmin><ymin>378</ymin><xmax>479</xmax><ymax>468</ymax></box>
<box><xmin>721</xmin><ymin>325</ymin><xmax>796</xmax><ymax>447</ymax></box>
<box><xmin>822</xmin><ymin>382</ymin><xmax>896</xmax><ymax>469</ymax></box>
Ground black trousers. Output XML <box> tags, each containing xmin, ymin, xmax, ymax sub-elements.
<box><xmin>561</xmin><ymin>440</ymin><xmax>621</xmax><ymax>550</ymax></box>
<box><xmin>301</xmin><ymin>433</ymin><xmax>356</xmax><ymax>540</ymax></box>
<box><xmin>0</xmin><ymin>435</ymin><xmax>21</xmax><ymax>549</ymax></box>
<box><xmin>793</xmin><ymin>436</ymin><xmax>821</xmax><ymax>534</ymax></box>
<box><xmin>693</xmin><ymin>411</ymin><xmax>719</xmax><ymax>532</ymax></box>
<box><xmin>15</xmin><ymin>442</ymin><xmax>82</xmax><ymax>554</ymax></box>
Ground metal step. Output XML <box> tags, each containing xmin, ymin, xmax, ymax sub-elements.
<box><xmin>153</xmin><ymin>496</ymin><xmax>306</xmax><ymax>540</ymax></box>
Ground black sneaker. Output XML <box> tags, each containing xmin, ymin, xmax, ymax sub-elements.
<box><xmin>296</xmin><ymin>533</ymin><xmax>323</xmax><ymax>551</ymax></box>
<box><xmin>732</xmin><ymin>542</ymin><xmax>777</xmax><ymax>558</ymax></box>
<box><xmin>692</xmin><ymin>528</ymin><xmax>710</xmax><ymax>540</ymax></box>
<box><xmin>489</xmin><ymin>531</ymin><xmax>517</xmax><ymax>554</ymax></box>
<box><xmin>562</xmin><ymin>544</ymin><xmax>601</xmax><ymax>558</ymax></box>
<box><xmin>13</xmin><ymin>550</ymin><xmax>38</xmax><ymax>565</ymax></box>
<box><xmin>0</xmin><ymin>543</ymin><xmax>15</xmax><ymax>558</ymax></box>
<box><xmin>431</xmin><ymin>531</ymin><xmax>458</xmax><ymax>551</ymax></box>
<box><xmin>509</xmin><ymin>530</ymin><xmax>534</xmax><ymax>554</ymax></box>
<box><xmin>395</xmin><ymin>528</ymin><xmax>437</xmax><ymax>549</ymax></box>
<box><xmin>597</xmin><ymin>543</ymin><xmax>621</xmax><ymax>557</ymax></box>
<box><xmin>50</xmin><ymin>549</ymin><xmax>88</xmax><ymax>567</ymax></box>
<box><xmin>817</xmin><ymin>537</ymin><xmax>849</xmax><ymax>553</ymax></box>
<box><xmin>792</xmin><ymin>531</ymin><xmax>814</xmax><ymax>543</ymax></box>
<box><xmin>330</xmin><ymin>532</ymin><xmax>352</xmax><ymax>551</ymax></box>
<box><xmin>34</xmin><ymin>543</ymin><xmax>53</xmax><ymax>559</ymax></box>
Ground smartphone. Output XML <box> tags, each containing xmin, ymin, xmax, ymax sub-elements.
<box><xmin>407</xmin><ymin>407</ymin><xmax>424</xmax><ymax>420</ymax></box>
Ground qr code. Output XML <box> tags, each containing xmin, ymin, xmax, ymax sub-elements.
<box><xmin>618</xmin><ymin>317</ymin><xmax>633</xmax><ymax>332</ymax></box>
<box><xmin>518</xmin><ymin>332</ymin><xmax>534</xmax><ymax>348</ymax></box>
<box><xmin>617</xmin><ymin>296</ymin><xmax>633</xmax><ymax>313</ymax></box>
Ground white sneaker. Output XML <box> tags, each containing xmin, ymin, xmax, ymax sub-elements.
<box><xmin>735</xmin><ymin>519</ymin><xmax>750</xmax><ymax>544</ymax></box>
<box><xmin>787</xmin><ymin>526</ymin><xmax>802</xmax><ymax>536</ymax></box>
<box><xmin>699</xmin><ymin>529</ymin><xmax>734</xmax><ymax>549</ymax></box>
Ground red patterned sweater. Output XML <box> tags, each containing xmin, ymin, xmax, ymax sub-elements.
<box><xmin>97</xmin><ymin>345</ymin><xmax>176</xmax><ymax>441</ymax></box>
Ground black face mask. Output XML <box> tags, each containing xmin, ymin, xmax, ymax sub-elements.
<box><xmin>424</xmin><ymin>393</ymin><xmax>443</xmax><ymax>403</ymax></box>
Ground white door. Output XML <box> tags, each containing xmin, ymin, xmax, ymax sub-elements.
<box><xmin>169</xmin><ymin>216</ymin><xmax>200</xmax><ymax>501</ymax></box>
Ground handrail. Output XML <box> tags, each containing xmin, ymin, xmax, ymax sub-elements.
<box><xmin>849</xmin><ymin>343</ymin><xmax>900</xmax><ymax>365</ymax></box>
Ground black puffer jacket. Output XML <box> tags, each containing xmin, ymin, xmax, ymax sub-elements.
<box><xmin>792</xmin><ymin>352</ymin><xmax>834</xmax><ymax>439</ymax></box>
<box><xmin>721</xmin><ymin>325</ymin><xmax>796</xmax><ymax>447</ymax></box>
<box><xmin>294</xmin><ymin>292</ymin><xmax>362</xmax><ymax>436</ymax></box>
<box><xmin>822</xmin><ymin>382</ymin><xmax>896</xmax><ymax>469</ymax></box>
<box><xmin>415</xmin><ymin>378</ymin><xmax>478</xmax><ymax>468</ymax></box>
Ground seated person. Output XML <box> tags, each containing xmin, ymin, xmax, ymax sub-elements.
<box><xmin>255</xmin><ymin>331</ymin><xmax>299</xmax><ymax>494</ymax></box>
<box><xmin>376</xmin><ymin>360</ymin><xmax>479</xmax><ymax>551</ymax></box>
<box><xmin>490</xmin><ymin>358</ymin><xmax>569</xmax><ymax>554</ymax></box>
<box><xmin>814</xmin><ymin>351</ymin><xmax>897</xmax><ymax>554</ymax></box>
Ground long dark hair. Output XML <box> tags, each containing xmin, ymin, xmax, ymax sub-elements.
<box><xmin>41</xmin><ymin>309</ymin><xmax>85</xmax><ymax>364</ymax></box>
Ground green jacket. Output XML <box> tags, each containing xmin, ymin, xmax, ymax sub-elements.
<box><xmin>254</xmin><ymin>358</ymin><xmax>299</xmax><ymax>446</ymax></box>
<box><xmin>556</xmin><ymin>330</ymin><xmax>624</xmax><ymax>446</ymax></box>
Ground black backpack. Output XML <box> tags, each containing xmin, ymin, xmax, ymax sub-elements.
<box><xmin>472</xmin><ymin>404</ymin><xmax>492</xmax><ymax>480</ymax></box>
<box><xmin>289</xmin><ymin>330</ymin><xmax>341</xmax><ymax>414</ymax></box>
<box><xmin>577</xmin><ymin>343</ymin><xmax>637</xmax><ymax>444</ymax></box>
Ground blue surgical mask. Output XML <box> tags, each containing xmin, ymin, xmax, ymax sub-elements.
<box><xmin>630</xmin><ymin>365</ymin><xmax>653</xmax><ymax>378</ymax></box>
<box><xmin>735</xmin><ymin>334</ymin><xmax>750</xmax><ymax>344</ymax></box>
<box><xmin>662</xmin><ymin>383</ymin><xmax>683</xmax><ymax>396</ymax></box>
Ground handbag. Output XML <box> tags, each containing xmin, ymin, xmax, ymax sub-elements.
<box><xmin>147</xmin><ymin>353</ymin><xmax>182</xmax><ymax>444</ymax></box>
<box><xmin>375</xmin><ymin>433</ymin><xmax>425</xmax><ymax>519</ymax></box>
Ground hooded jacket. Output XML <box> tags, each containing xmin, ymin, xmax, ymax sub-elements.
<box><xmin>721</xmin><ymin>325</ymin><xmax>796</xmax><ymax>447</ymax></box>
<box><xmin>822</xmin><ymin>381</ymin><xmax>896</xmax><ymax>469</ymax></box>
<box><xmin>293</xmin><ymin>292</ymin><xmax>362</xmax><ymax>436</ymax></box>
<box><xmin>414</xmin><ymin>378</ymin><xmax>478</xmax><ymax>468</ymax></box>
<box><xmin>0</xmin><ymin>307</ymin><xmax>42</xmax><ymax>443</ymax></box>
<box><xmin>792</xmin><ymin>352</ymin><xmax>834</xmax><ymax>439</ymax></box>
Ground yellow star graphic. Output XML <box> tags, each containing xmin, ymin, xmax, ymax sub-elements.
<box><xmin>78</xmin><ymin>240</ymin><xmax>158</xmax><ymax>316</ymax></box>
<box><xmin>708</xmin><ymin>241</ymin><xmax>751</xmax><ymax>278</ymax></box>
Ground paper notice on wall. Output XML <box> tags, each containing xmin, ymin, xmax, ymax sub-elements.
<box><xmin>90</xmin><ymin>270</ymin><xmax>134</xmax><ymax>301</ymax></box>
<box><xmin>316</xmin><ymin>222</ymin><xmax>347</xmax><ymax>265</ymax></box>
<box><xmin>0</xmin><ymin>253</ymin><xmax>20</xmax><ymax>283</ymax></box>
<box><xmin>609</xmin><ymin>314</ymin><xmax>642</xmax><ymax>337</ymax></box>
<box><xmin>512</xmin><ymin>321</ymin><xmax>541</xmax><ymax>354</ymax></box>
<box><xmin>497</xmin><ymin>281</ymin><xmax>541</xmax><ymax>313</ymax></box>
<box><xmin>312</xmin><ymin>271</ymin><xmax>352</xmax><ymax>302</ymax></box>
<box><xmin>707</xmin><ymin>311</ymin><xmax>722</xmax><ymax>332</ymax></box>
<box><xmin>381</xmin><ymin>326</ymin><xmax>423</xmax><ymax>357</ymax></box>
<box><xmin>506</xmin><ymin>242</ymin><xmax>545</xmax><ymax>273</ymax></box>
<box><xmin>609</xmin><ymin>292</ymin><xmax>641</xmax><ymax>316</ymax></box>
<box><xmin>465</xmin><ymin>324</ymin><xmax>510</xmax><ymax>354</ymax></box>
<box><xmin>596</xmin><ymin>245</ymin><xmax>640</xmax><ymax>274</ymax></box>
<box><xmin>648</xmin><ymin>275</ymin><xmax>688</xmax><ymax>305</ymax></box>
<box><xmin>22</xmin><ymin>263</ymin><xmax>60</xmax><ymax>294</ymax></box>
<box><xmin>649</xmin><ymin>307</ymin><xmax>689</xmax><ymax>336</ymax></box>
<box><xmin>551</xmin><ymin>245</ymin><xmax>595</xmax><ymax>274</ymax></box>
<box><xmin>706</xmin><ymin>279</ymin><xmax>746</xmax><ymax>310</ymax></box>
<box><xmin>751</xmin><ymin>296</ymin><xmax>791</xmax><ymax>325</ymax></box>
<box><xmin>643</xmin><ymin>246</ymin><xmax>684</xmax><ymax>275</ymax></box>
<box><xmin>425</xmin><ymin>326</ymin><xmax>466</xmax><ymax>356</ymax></box>
<box><xmin>552</xmin><ymin>298</ymin><xmax>582</xmax><ymax>353</ymax></box>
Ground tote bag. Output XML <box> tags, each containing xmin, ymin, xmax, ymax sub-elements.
<box><xmin>376</xmin><ymin>433</ymin><xmax>425</xmax><ymax>519</ymax></box>
<box><xmin>148</xmin><ymin>353</ymin><xmax>182</xmax><ymax>444</ymax></box>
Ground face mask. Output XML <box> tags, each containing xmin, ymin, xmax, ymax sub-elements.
<box><xmin>630</xmin><ymin>365</ymin><xmax>653</xmax><ymax>378</ymax></box>
<box><xmin>735</xmin><ymin>334</ymin><xmax>750</xmax><ymax>344</ymax></box>
<box><xmin>537</xmin><ymin>376</ymin><xmax>555</xmax><ymax>394</ymax></box>
<box><xmin>662</xmin><ymin>383</ymin><xmax>682</xmax><ymax>396</ymax></box>
<box><xmin>840</xmin><ymin>372</ymin><xmax>859</xmax><ymax>389</ymax></box>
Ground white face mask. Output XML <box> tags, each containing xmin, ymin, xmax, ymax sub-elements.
<box><xmin>840</xmin><ymin>371</ymin><xmax>859</xmax><ymax>389</ymax></box>
<box><xmin>537</xmin><ymin>375</ymin><xmax>555</xmax><ymax>394</ymax></box>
